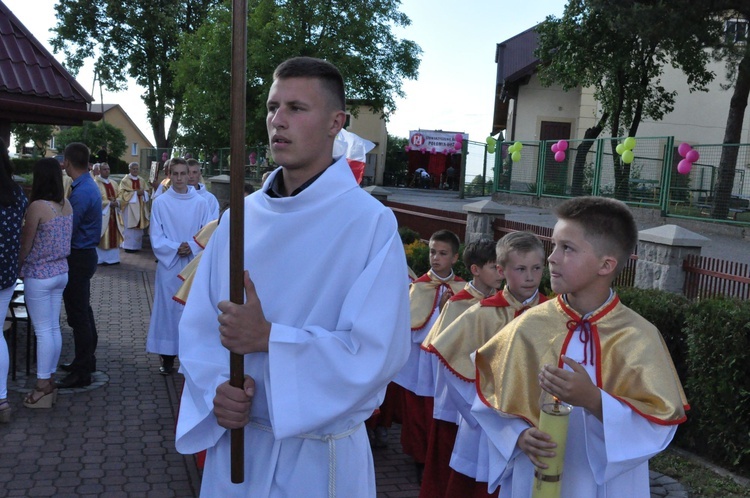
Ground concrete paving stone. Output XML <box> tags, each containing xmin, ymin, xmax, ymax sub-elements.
<box><xmin>26</xmin><ymin>487</ymin><xmax>58</xmax><ymax>497</ymax></box>
<box><xmin>122</xmin><ymin>481</ymin><xmax>152</xmax><ymax>493</ymax></box>
<box><xmin>75</xmin><ymin>483</ymin><xmax>105</xmax><ymax>494</ymax></box>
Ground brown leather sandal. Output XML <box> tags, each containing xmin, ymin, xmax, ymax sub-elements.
<box><xmin>23</xmin><ymin>381</ymin><xmax>57</xmax><ymax>409</ymax></box>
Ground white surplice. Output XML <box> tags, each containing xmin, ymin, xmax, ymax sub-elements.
<box><xmin>195</xmin><ymin>183</ymin><xmax>220</xmax><ymax>221</ymax></box>
<box><xmin>175</xmin><ymin>157</ymin><xmax>410</xmax><ymax>497</ymax></box>
<box><xmin>146</xmin><ymin>186</ymin><xmax>209</xmax><ymax>355</ymax></box>
<box><xmin>470</xmin><ymin>323</ymin><xmax>677</xmax><ymax>498</ymax></box>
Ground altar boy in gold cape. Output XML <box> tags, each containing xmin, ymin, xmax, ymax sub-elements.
<box><xmin>472</xmin><ymin>197</ymin><xmax>688</xmax><ymax>498</ymax></box>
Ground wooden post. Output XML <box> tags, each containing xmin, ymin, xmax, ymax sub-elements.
<box><xmin>229</xmin><ymin>0</ymin><xmax>247</xmax><ymax>484</ymax></box>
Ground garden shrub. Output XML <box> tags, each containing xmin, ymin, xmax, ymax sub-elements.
<box><xmin>616</xmin><ymin>287</ymin><xmax>690</xmax><ymax>382</ymax></box>
<box><xmin>680</xmin><ymin>297</ymin><xmax>750</xmax><ymax>472</ymax></box>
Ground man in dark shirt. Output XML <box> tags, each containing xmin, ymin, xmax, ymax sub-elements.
<box><xmin>58</xmin><ymin>142</ymin><xmax>102</xmax><ymax>389</ymax></box>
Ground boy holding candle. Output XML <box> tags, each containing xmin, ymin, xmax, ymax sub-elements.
<box><xmin>472</xmin><ymin>197</ymin><xmax>688</xmax><ymax>497</ymax></box>
<box><xmin>427</xmin><ymin>231</ymin><xmax>548</xmax><ymax>497</ymax></box>
<box><xmin>393</xmin><ymin>229</ymin><xmax>465</xmax><ymax>481</ymax></box>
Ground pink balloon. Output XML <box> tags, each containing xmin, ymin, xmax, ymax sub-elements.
<box><xmin>454</xmin><ymin>133</ymin><xmax>463</xmax><ymax>142</ymax></box>
<box><xmin>677</xmin><ymin>159</ymin><xmax>692</xmax><ymax>174</ymax></box>
<box><xmin>685</xmin><ymin>149</ymin><xmax>700</xmax><ymax>163</ymax></box>
<box><xmin>161</xmin><ymin>152</ymin><xmax>168</xmax><ymax>161</ymax></box>
<box><xmin>420</xmin><ymin>147</ymin><xmax>426</xmax><ymax>154</ymax></box>
<box><xmin>557</xmin><ymin>140</ymin><xmax>568</xmax><ymax>151</ymax></box>
<box><xmin>677</xmin><ymin>142</ymin><xmax>692</xmax><ymax>158</ymax></box>
<box><xmin>431</xmin><ymin>147</ymin><xmax>436</xmax><ymax>154</ymax></box>
<box><xmin>551</xmin><ymin>143</ymin><xmax>559</xmax><ymax>153</ymax></box>
<box><xmin>454</xmin><ymin>141</ymin><xmax>462</xmax><ymax>150</ymax></box>
<box><xmin>404</xmin><ymin>145</ymin><xmax>411</xmax><ymax>152</ymax></box>
<box><xmin>554</xmin><ymin>150</ymin><xmax>566</xmax><ymax>162</ymax></box>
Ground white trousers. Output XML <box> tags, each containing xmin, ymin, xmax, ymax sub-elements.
<box><xmin>24</xmin><ymin>274</ymin><xmax>68</xmax><ymax>379</ymax></box>
<box><xmin>0</xmin><ymin>283</ymin><xmax>15</xmax><ymax>399</ymax></box>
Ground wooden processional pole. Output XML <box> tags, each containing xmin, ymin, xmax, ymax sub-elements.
<box><xmin>229</xmin><ymin>0</ymin><xmax>247</xmax><ymax>484</ymax></box>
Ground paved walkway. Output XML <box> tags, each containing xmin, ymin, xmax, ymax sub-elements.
<box><xmin>1</xmin><ymin>231</ymin><xmax>687</xmax><ymax>497</ymax></box>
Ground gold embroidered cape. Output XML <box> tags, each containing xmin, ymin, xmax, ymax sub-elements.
<box><xmin>173</xmin><ymin>220</ymin><xmax>219</xmax><ymax>305</ymax></box>
<box><xmin>421</xmin><ymin>283</ymin><xmax>488</xmax><ymax>352</ymax></box>
<box><xmin>431</xmin><ymin>289</ymin><xmax>548</xmax><ymax>382</ymax></box>
<box><xmin>409</xmin><ymin>271</ymin><xmax>466</xmax><ymax>331</ymax></box>
<box><xmin>95</xmin><ymin>177</ymin><xmax>123</xmax><ymax>250</ymax></box>
<box><xmin>475</xmin><ymin>295</ymin><xmax>688</xmax><ymax>427</ymax></box>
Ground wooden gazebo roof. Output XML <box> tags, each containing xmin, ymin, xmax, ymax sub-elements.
<box><xmin>0</xmin><ymin>0</ymin><xmax>102</xmax><ymax>131</ymax></box>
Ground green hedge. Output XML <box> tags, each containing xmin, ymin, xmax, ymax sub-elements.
<box><xmin>619</xmin><ymin>288</ymin><xmax>750</xmax><ymax>475</ymax></box>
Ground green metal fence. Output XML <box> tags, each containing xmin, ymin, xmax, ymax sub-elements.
<box><xmin>494</xmin><ymin>137</ymin><xmax>750</xmax><ymax>225</ymax></box>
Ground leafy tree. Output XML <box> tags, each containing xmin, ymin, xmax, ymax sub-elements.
<box><xmin>51</xmin><ymin>0</ymin><xmax>221</xmax><ymax>149</ymax></box>
<box><xmin>385</xmin><ymin>134</ymin><xmax>408</xmax><ymax>176</ymax></box>
<box><xmin>174</xmin><ymin>0</ymin><xmax>421</xmax><ymax>150</ymax></box>
<box><xmin>709</xmin><ymin>5</ymin><xmax>750</xmax><ymax>220</ymax></box>
<box><xmin>10</xmin><ymin>124</ymin><xmax>55</xmax><ymax>156</ymax></box>
<box><xmin>535</xmin><ymin>0</ymin><xmax>718</xmax><ymax>200</ymax></box>
<box><xmin>55</xmin><ymin>122</ymin><xmax>127</xmax><ymax>162</ymax></box>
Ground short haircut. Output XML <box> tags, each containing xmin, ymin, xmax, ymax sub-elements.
<box><xmin>170</xmin><ymin>157</ymin><xmax>188</xmax><ymax>171</ymax></box>
<box><xmin>273</xmin><ymin>56</ymin><xmax>346</xmax><ymax>111</ymax></box>
<box><xmin>554</xmin><ymin>196</ymin><xmax>638</xmax><ymax>274</ymax></box>
<box><xmin>31</xmin><ymin>158</ymin><xmax>64</xmax><ymax>203</ymax></box>
<box><xmin>64</xmin><ymin>142</ymin><xmax>90</xmax><ymax>171</ymax></box>
<box><xmin>429</xmin><ymin>229</ymin><xmax>460</xmax><ymax>255</ymax></box>
<box><xmin>186</xmin><ymin>158</ymin><xmax>201</xmax><ymax>169</ymax></box>
<box><xmin>496</xmin><ymin>231</ymin><xmax>545</xmax><ymax>267</ymax></box>
<box><xmin>128</xmin><ymin>162</ymin><xmax>139</xmax><ymax>170</ymax></box>
<box><xmin>463</xmin><ymin>238</ymin><xmax>497</xmax><ymax>268</ymax></box>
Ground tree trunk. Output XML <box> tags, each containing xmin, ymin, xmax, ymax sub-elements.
<box><xmin>571</xmin><ymin>112</ymin><xmax>608</xmax><ymax>196</ymax></box>
<box><xmin>711</xmin><ymin>51</ymin><xmax>750</xmax><ymax>219</ymax></box>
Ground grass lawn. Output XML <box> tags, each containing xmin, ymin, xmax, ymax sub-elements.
<box><xmin>652</xmin><ymin>450</ymin><xmax>750</xmax><ymax>497</ymax></box>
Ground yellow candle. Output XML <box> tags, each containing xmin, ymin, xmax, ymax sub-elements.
<box><xmin>531</xmin><ymin>401</ymin><xmax>572</xmax><ymax>498</ymax></box>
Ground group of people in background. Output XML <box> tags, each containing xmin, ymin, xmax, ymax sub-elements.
<box><xmin>0</xmin><ymin>140</ymin><xmax>101</xmax><ymax>419</ymax></box>
<box><xmin>0</xmin><ymin>137</ymin><xmax>223</xmax><ymax>422</ymax></box>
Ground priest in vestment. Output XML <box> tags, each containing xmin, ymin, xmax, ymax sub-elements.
<box><xmin>118</xmin><ymin>162</ymin><xmax>151</xmax><ymax>252</ymax></box>
<box><xmin>175</xmin><ymin>57</ymin><xmax>410</xmax><ymax>497</ymax></box>
<box><xmin>95</xmin><ymin>163</ymin><xmax>123</xmax><ymax>265</ymax></box>
<box><xmin>146</xmin><ymin>158</ymin><xmax>210</xmax><ymax>375</ymax></box>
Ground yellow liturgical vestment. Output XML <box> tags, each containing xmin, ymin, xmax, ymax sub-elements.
<box><xmin>409</xmin><ymin>271</ymin><xmax>466</xmax><ymax>331</ymax></box>
<box><xmin>475</xmin><ymin>294</ymin><xmax>688</xmax><ymax>428</ymax></box>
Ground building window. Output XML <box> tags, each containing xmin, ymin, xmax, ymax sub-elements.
<box><xmin>726</xmin><ymin>19</ymin><xmax>749</xmax><ymax>44</ymax></box>
<box><xmin>131</xmin><ymin>143</ymin><xmax>138</xmax><ymax>156</ymax></box>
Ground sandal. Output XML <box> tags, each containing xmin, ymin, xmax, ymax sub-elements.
<box><xmin>0</xmin><ymin>399</ymin><xmax>10</xmax><ymax>423</ymax></box>
<box><xmin>23</xmin><ymin>380</ymin><xmax>57</xmax><ymax>409</ymax></box>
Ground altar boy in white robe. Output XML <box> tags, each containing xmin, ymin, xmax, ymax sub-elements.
<box><xmin>471</xmin><ymin>197</ymin><xmax>688</xmax><ymax>498</ymax></box>
<box><xmin>175</xmin><ymin>57</ymin><xmax>410</xmax><ymax>497</ymax></box>
<box><xmin>145</xmin><ymin>158</ymin><xmax>209</xmax><ymax>375</ymax></box>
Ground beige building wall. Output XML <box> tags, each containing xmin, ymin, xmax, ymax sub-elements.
<box><xmin>94</xmin><ymin>105</ymin><xmax>154</xmax><ymax>161</ymax></box>
<box><xmin>636</xmin><ymin>58</ymin><xmax>750</xmax><ymax>145</ymax></box>
<box><xmin>512</xmin><ymin>73</ymin><xmax>582</xmax><ymax>141</ymax></box>
<box><xmin>346</xmin><ymin>104</ymin><xmax>387</xmax><ymax>186</ymax></box>
<box><xmin>48</xmin><ymin>104</ymin><xmax>153</xmax><ymax>161</ymax></box>
<box><xmin>509</xmin><ymin>59</ymin><xmax>750</xmax><ymax>147</ymax></box>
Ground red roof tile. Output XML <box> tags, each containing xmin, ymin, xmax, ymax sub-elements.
<box><xmin>0</xmin><ymin>0</ymin><xmax>102</xmax><ymax>125</ymax></box>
